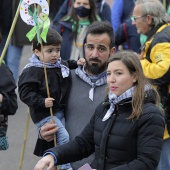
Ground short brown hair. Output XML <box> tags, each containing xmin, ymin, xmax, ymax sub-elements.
<box><xmin>32</xmin><ymin>28</ymin><xmax>62</xmax><ymax>51</ymax></box>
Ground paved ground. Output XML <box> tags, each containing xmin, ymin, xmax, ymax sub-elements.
<box><xmin>0</xmin><ymin>45</ymin><xmax>40</xmax><ymax>170</ymax></box>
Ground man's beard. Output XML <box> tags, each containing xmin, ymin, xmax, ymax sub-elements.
<box><xmin>86</xmin><ymin>59</ymin><xmax>107</xmax><ymax>75</ymax></box>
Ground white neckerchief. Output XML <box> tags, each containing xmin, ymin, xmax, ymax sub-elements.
<box><xmin>102</xmin><ymin>85</ymin><xmax>152</xmax><ymax>121</ymax></box>
<box><xmin>23</xmin><ymin>54</ymin><xmax>69</xmax><ymax>78</ymax></box>
<box><xmin>75</xmin><ymin>66</ymin><xmax>106</xmax><ymax>101</ymax></box>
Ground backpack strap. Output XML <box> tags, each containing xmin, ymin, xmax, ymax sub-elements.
<box><xmin>68</xmin><ymin>0</ymin><xmax>72</xmax><ymax>7</ymax></box>
<box><xmin>60</xmin><ymin>25</ymin><xmax>65</xmax><ymax>35</ymax></box>
<box><xmin>122</xmin><ymin>22</ymin><xmax>130</xmax><ymax>49</ymax></box>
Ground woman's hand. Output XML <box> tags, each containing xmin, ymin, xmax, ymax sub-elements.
<box><xmin>34</xmin><ymin>154</ymin><xmax>55</xmax><ymax>170</ymax></box>
<box><xmin>40</xmin><ymin>122</ymin><xmax>58</xmax><ymax>142</ymax></box>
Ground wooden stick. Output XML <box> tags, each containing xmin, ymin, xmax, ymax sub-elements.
<box><xmin>40</xmin><ymin>42</ymin><xmax>57</xmax><ymax>145</ymax></box>
<box><xmin>47</xmin><ymin>0</ymin><xmax>50</xmax><ymax>6</ymax></box>
<box><xmin>40</xmin><ymin>40</ymin><xmax>59</xmax><ymax>170</ymax></box>
<box><xmin>0</xmin><ymin>1</ymin><xmax>21</xmax><ymax>66</ymax></box>
<box><xmin>34</xmin><ymin>1</ymin><xmax>56</xmax><ymax>145</ymax></box>
<box><xmin>36</xmin><ymin>2</ymin><xmax>58</xmax><ymax>168</ymax></box>
<box><xmin>18</xmin><ymin>108</ymin><xmax>30</xmax><ymax>170</ymax></box>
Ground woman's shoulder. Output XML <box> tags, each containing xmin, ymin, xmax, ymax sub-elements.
<box><xmin>142</xmin><ymin>103</ymin><xmax>162</xmax><ymax>114</ymax></box>
<box><xmin>139</xmin><ymin>103</ymin><xmax>165</xmax><ymax>126</ymax></box>
<box><xmin>136</xmin><ymin>103</ymin><xmax>165</xmax><ymax>140</ymax></box>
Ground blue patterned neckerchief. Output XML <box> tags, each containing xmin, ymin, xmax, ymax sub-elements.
<box><xmin>102</xmin><ymin>85</ymin><xmax>152</xmax><ymax>121</ymax></box>
<box><xmin>23</xmin><ymin>54</ymin><xmax>69</xmax><ymax>78</ymax></box>
<box><xmin>75</xmin><ymin>65</ymin><xmax>106</xmax><ymax>101</ymax></box>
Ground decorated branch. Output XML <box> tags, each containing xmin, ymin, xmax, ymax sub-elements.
<box><xmin>20</xmin><ymin>0</ymin><xmax>50</xmax><ymax>43</ymax></box>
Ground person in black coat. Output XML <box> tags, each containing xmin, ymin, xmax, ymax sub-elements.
<box><xmin>0</xmin><ymin>61</ymin><xmax>18</xmax><ymax>150</ymax></box>
<box><xmin>34</xmin><ymin>50</ymin><xmax>165</xmax><ymax>170</ymax></box>
<box><xmin>0</xmin><ymin>63</ymin><xmax>17</xmax><ymax>117</ymax></box>
<box><xmin>0</xmin><ymin>31</ymin><xmax>18</xmax><ymax>150</ymax></box>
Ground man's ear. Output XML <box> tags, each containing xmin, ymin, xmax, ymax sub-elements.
<box><xmin>110</xmin><ymin>47</ymin><xmax>116</xmax><ymax>55</ymax></box>
<box><xmin>146</xmin><ymin>15</ymin><xmax>153</xmax><ymax>25</ymax></box>
<box><xmin>34</xmin><ymin>49</ymin><xmax>40</xmax><ymax>57</ymax></box>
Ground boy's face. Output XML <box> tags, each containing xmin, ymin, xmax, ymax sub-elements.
<box><xmin>35</xmin><ymin>45</ymin><xmax>61</xmax><ymax>64</ymax></box>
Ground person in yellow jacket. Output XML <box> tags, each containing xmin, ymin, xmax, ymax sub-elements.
<box><xmin>132</xmin><ymin>0</ymin><xmax>170</xmax><ymax>170</ymax></box>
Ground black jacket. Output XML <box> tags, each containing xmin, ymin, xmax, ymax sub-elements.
<box><xmin>46</xmin><ymin>90</ymin><xmax>165</xmax><ymax>170</ymax></box>
<box><xmin>0</xmin><ymin>63</ymin><xmax>18</xmax><ymax>124</ymax></box>
<box><xmin>18</xmin><ymin>61</ymin><xmax>71</xmax><ymax>124</ymax></box>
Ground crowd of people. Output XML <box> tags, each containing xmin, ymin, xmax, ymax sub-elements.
<box><xmin>0</xmin><ymin>0</ymin><xmax>170</xmax><ymax>170</ymax></box>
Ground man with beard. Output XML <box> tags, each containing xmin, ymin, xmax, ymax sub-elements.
<box><xmin>33</xmin><ymin>21</ymin><xmax>115</xmax><ymax>170</ymax></box>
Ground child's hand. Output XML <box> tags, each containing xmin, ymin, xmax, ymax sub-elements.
<box><xmin>77</xmin><ymin>58</ymin><xmax>85</xmax><ymax>66</ymax></box>
<box><xmin>45</xmin><ymin>98</ymin><xmax>55</xmax><ymax>108</ymax></box>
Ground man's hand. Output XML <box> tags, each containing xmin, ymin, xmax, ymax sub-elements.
<box><xmin>40</xmin><ymin>122</ymin><xmax>58</xmax><ymax>142</ymax></box>
<box><xmin>34</xmin><ymin>154</ymin><xmax>55</xmax><ymax>170</ymax></box>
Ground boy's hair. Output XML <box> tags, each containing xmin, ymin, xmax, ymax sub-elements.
<box><xmin>32</xmin><ymin>28</ymin><xmax>63</xmax><ymax>51</ymax></box>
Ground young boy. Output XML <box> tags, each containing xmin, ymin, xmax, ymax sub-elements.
<box><xmin>18</xmin><ymin>28</ymin><xmax>73</xmax><ymax>170</ymax></box>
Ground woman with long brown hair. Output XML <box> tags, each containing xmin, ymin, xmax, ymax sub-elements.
<box><xmin>34</xmin><ymin>51</ymin><xmax>165</xmax><ymax>170</ymax></box>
